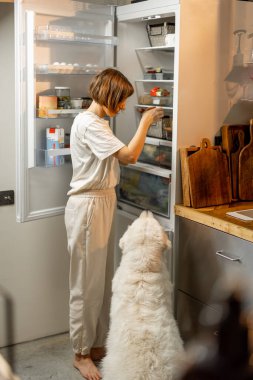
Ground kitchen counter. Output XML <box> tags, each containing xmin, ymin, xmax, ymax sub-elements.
<box><xmin>175</xmin><ymin>202</ymin><xmax>253</xmax><ymax>243</ymax></box>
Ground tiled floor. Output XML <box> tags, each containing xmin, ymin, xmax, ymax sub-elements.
<box><xmin>0</xmin><ymin>333</ymin><xmax>85</xmax><ymax>380</ymax></box>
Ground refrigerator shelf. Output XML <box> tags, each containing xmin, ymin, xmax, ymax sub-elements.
<box><xmin>126</xmin><ymin>162</ymin><xmax>172</xmax><ymax>178</ymax></box>
<box><xmin>135</xmin><ymin>79</ymin><xmax>174</xmax><ymax>83</ymax></box>
<box><xmin>36</xmin><ymin>64</ymin><xmax>103</xmax><ymax>75</ymax></box>
<box><xmin>135</xmin><ymin>46</ymin><xmax>174</xmax><ymax>52</ymax></box>
<box><xmin>135</xmin><ymin>104</ymin><xmax>173</xmax><ymax>110</ymax></box>
<box><xmin>145</xmin><ymin>136</ymin><xmax>172</xmax><ymax>147</ymax></box>
<box><xmin>35</xmin><ymin>32</ymin><xmax>118</xmax><ymax>46</ymax></box>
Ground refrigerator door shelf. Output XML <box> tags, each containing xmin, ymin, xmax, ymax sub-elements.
<box><xmin>36</xmin><ymin>148</ymin><xmax>71</xmax><ymax>168</ymax></box>
<box><xmin>35</xmin><ymin>32</ymin><xmax>118</xmax><ymax>46</ymax></box>
<box><xmin>36</xmin><ymin>64</ymin><xmax>103</xmax><ymax>75</ymax></box>
<box><xmin>36</xmin><ymin>109</ymin><xmax>82</xmax><ymax>119</ymax></box>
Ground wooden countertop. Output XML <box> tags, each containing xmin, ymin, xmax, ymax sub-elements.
<box><xmin>175</xmin><ymin>202</ymin><xmax>253</xmax><ymax>243</ymax></box>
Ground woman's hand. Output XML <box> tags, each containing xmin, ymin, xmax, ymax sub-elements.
<box><xmin>114</xmin><ymin>107</ymin><xmax>164</xmax><ymax>165</ymax></box>
<box><xmin>140</xmin><ymin>107</ymin><xmax>164</xmax><ymax>126</ymax></box>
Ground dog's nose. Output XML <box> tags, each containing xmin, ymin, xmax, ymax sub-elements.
<box><xmin>140</xmin><ymin>210</ymin><xmax>148</xmax><ymax>218</ymax></box>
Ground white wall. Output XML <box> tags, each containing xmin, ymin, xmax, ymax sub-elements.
<box><xmin>0</xmin><ymin>3</ymin><xmax>69</xmax><ymax>347</ymax></box>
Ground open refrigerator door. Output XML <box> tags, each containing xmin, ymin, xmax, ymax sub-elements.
<box><xmin>15</xmin><ymin>0</ymin><xmax>117</xmax><ymax>222</ymax></box>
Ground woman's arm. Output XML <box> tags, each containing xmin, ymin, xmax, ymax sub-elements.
<box><xmin>113</xmin><ymin>107</ymin><xmax>164</xmax><ymax>165</ymax></box>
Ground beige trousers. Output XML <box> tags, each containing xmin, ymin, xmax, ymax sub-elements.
<box><xmin>64</xmin><ymin>188</ymin><xmax>116</xmax><ymax>355</ymax></box>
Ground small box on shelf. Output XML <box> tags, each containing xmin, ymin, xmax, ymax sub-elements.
<box><xmin>45</xmin><ymin>127</ymin><xmax>65</xmax><ymax>167</ymax></box>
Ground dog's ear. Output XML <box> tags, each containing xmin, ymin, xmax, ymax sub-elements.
<box><xmin>163</xmin><ymin>232</ymin><xmax>171</xmax><ymax>250</ymax></box>
<box><xmin>119</xmin><ymin>234</ymin><xmax>125</xmax><ymax>251</ymax></box>
<box><xmin>119</xmin><ymin>226</ymin><xmax>129</xmax><ymax>253</ymax></box>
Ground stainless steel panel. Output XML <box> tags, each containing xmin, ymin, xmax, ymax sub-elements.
<box><xmin>177</xmin><ymin>218</ymin><xmax>253</xmax><ymax>307</ymax></box>
<box><xmin>176</xmin><ymin>290</ymin><xmax>219</xmax><ymax>342</ymax></box>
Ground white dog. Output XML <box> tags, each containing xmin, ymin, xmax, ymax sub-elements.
<box><xmin>101</xmin><ymin>210</ymin><xmax>184</xmax><ymax>380</ymax></box>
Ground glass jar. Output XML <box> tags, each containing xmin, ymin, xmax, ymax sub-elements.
<box><xmin>55</xmin><ymin>87</ymin><xmax>71</xmax><ymax>109</ymax></box>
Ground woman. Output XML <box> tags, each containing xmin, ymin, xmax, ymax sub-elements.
<box><xmin>65</xmin><ymin>68</ymin><xmax>164</xmax><ymax>380</ymax></box>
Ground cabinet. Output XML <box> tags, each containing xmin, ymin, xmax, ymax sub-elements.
<box><xmin>175</xmin><ymin>217</ymin><xmax>253</xmax><ymax>342</ymax></box>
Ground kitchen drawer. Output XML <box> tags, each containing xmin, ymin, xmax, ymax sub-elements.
<box><xmin>176</xmin><ymin>290</ymin><xmax>219</xmax><ymax>342</ymax></box>
<box><xmin>177</xmin><ymin>218</ymin><xmax>253</xmax><ymax>307</ymax></box>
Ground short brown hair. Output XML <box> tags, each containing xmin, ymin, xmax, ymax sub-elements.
<box><xmin>89</xmin><ymin>68</ymin><xmax>134</xmax><ymax>112</ymax></box>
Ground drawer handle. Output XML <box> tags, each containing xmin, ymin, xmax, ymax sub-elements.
<box><xmin>216</xmin><ymin>250</ymin><xmax>241</xmax><ymax>263</ymax></box>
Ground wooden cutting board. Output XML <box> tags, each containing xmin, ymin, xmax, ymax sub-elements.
<box><xmin>231</xmin><ymin>130</ymin><xmax>244</xmax><ymax>200</ymax></box>
<box><xmin>180</xmin><ymin>146</ymin><xmax>199</xmax><ymax>206</ymax></box>
<box><xmin>222</xmin><ymin>124</ymin><xmax>249</xmax><ymax>159</ymax></box>
<box><xmin>239</xmin><ymin>122</ymin><xmax>253</xmax><ymax>200</ymax></box>
<box><xmin>187</xmin><ymin>138</ymin><xmax>232</xmax><ymax>208</ymax></box>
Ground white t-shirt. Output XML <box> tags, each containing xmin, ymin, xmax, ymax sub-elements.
<box><xmin>68</xmin><ymin>111</ymin><xmax>125</xmax><ymax>195</ymax></box>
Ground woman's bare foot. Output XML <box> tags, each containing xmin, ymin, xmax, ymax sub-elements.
<box><xmin>74</xmin><ymin>354</ymin><xmax>102</xmax><ymax>380</ymax></box>
<box><xmin>90</xmin><ymin>347</ymin><xmax>106</xmax><ymax>362</ymax></box>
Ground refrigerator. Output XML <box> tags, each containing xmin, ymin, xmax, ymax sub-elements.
<box><xmin>15</xmin><ymin>0</ymin><xmax>234</xmax><ymax>280</ymax></box>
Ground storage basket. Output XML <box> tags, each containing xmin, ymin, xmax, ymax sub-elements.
<box><xmin>147</xmin><ymin>116</ymin><xmax>172</xmax><ymax>140</ymax></box>
<box><xmin>146</xmin><ymin>22</ymin><xmax>175</xmax><ymax>47</ymax></box>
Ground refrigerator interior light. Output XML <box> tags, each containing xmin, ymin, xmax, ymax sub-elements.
<box><xmin>142</xmin><ymin>15</ymin><xmax>161</xmax><ymax>21</ymax></box>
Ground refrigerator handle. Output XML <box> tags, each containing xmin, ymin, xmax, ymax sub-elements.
<box><xmin>26</xmin><ymin>10</ymin><xmax>35</xmax><ymax>168</ymax></box>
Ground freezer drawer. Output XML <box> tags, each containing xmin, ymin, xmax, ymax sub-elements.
<box><xmin>139</xmin><ymin>139</ymin><xmax>172</xmax><ymax>169</ymax></box>
<box><xmin>176</xmin><ymin>218</ymin><xmax>253</xmax><ymax>307</ymax></box>
<box><xmin>117</xmin><ymin>165</ymin><xmax>171</xmax><ymax>217</ymax></box>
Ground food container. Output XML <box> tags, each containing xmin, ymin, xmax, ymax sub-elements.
<box><xmin>71</xmin><ymin>98</ymin><xmax>83</xmax><ymax>109</ymax></box>
<box><xmin>46</xmin><ymin>127</ymin><xmax>65</xmax><ymax>166</ymax></box>
<box><xmin>146</xmin><ymin>22</ymin><xmax>175</xmax><ymax>47</ymax></box>
<box><xmin>147</xmin><ymin>116</ymin><xmax>172</xmax><ymax>140</ymax></box>
<box><xmin>139</xmin><ymin>142</ymin><xmax>172</xmax><ymax>169</ymax></box>
<box><xmin>55</xmin><ymin>87</ymin><xmax>71</xmax><ymax>109</ymax></box>
<box><xmin>38</xmin><ymin>96</ymin><xmax>57</xmax><ymax>118</ymax></box>
<box><xmin>82</xmin><ymin>97</ymin><xmax>92</xmax><ymax>109</ymax></box>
